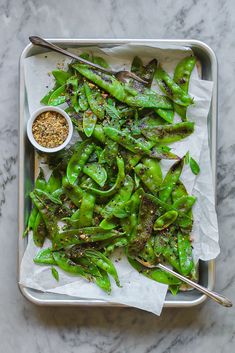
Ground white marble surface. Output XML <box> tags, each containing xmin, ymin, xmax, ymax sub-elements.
<box><xmin>0</xmin><ymin>0</ymin><xmax>234</xmax><ymax>352</ymax></box>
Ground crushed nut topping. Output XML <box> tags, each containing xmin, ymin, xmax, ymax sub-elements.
<box><xmin>32</xmin><ymin>111</ymin><xmax>69</xmax><ymax>148</ymax></box>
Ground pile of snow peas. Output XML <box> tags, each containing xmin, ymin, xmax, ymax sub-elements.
<box><xmin>25</xmin><ymin>53</ymin><xmax>200</xmax><ymax>294</ymax></box>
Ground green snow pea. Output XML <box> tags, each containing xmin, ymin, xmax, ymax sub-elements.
<box><xmin>78</xmin><ymin>85</ymin><xmax>89</xmax><ymax>111</ymax></box>
<box><xmin>140</xmin><ymin>121</ymin><xmax>194</xmax><ymax>144</ymax></box>
<box><xmin>156</xmin><ymin>108</ymin><xmax>174</xmax><ymax>124</ymax></box>
<box><xmin>73</xmin><ymin>63</ymin><xmax>172</xmax><ymax>109</ymax></box>
<box><xmin>84</xmin><ymin>249</ymin><xmax>120</xmax><ymax>287</ymax></box>
<box><xmin>173</xmin><ymin>56</ymin><xmax>196</xmax><ymax>120</ymax></box>
<box><xmin>67</xmin><ymin>140</ymin><xmax>95</xmax><ymax>184</ymax></box>
<box><xmin>92</xmin><ymin>56</ymin><xmax>110</xmax><ymax>68</ymax></box>
<box><xmin>103</xmin><ymin>237</ymin><xmax>129</xmax><ymax>256</ymax></box>
<box><xmin>48</xmin><ymin>84</ymin><xmax>67</xmax><ymax>106</ymax></box>
<box><xmin>99</xmin><ymin>139</ymin><xmax>118</xmax><ymax>166</ymax></box>
<box><xmin>172</xmin><ymin>196</ymin><xmax>196</xmax><ymax>213</ymax></box>
<box><xmin>190</xmin><ymin>157</ymin><xmax>200</xmax><ymax>175</ymax></box>
<box><xmin>134</xmin><ymin>158</ymin><xmax>162</xmax><ymax>195</ymax></box>
<box><xmin>155</xmin><ymin>66</ymin><xmax>193</xmax><ymax>106</ymax></box>
<box><xmin>53</xmin><ymin>227</ymin><xmax>122</xmax><ymax>249</ymax></box>
<box><xmin>23</xmin><ymin>206</ymin><xmax>38</xmax><ymax>237</ymax></box>
<box><xmin>85</xmin><ymin>156</ymin><xmax>125</xmax><ymax>197</ymax></box>
<box><xmin>154</xmin><ymin>234</ymin><xmax>181</xmax><ymax>272</ymax></box>
<box><xmin>83</xmin><ymin>163</ymin><xmax>107</xmax><ymax>187</ymax></box>
<box><xmin>52</xmin><ymin>251</ymin><xmax>91</xmax><ymax>277</ymax></box>
<box><xmin>52</xmin><ymin>69</ymin><xmax>72</xmax><ymax>85</ymax></box>
<box><xmin>178</xmin><ymin>232</ymin><xmax>194</xmax><ymax>276</ymax></box>
<box><xmin>159</xmin><ymin>159</ymin><xmax>184</xmax><ymax>202</ymax></box>
<box><xmin>83</xmin><ymin>110</ymin><xmax>97</xmax><ymax>137</ymax></box>
<box><xmin>47</xmin><ymin>169</ymin><xmax>62</xmax><ymax>194</ymax></box>
<box><xmin>67</xmin><ymin>77</ymin><xmax>79</xmax><ymax>112</ymax></box>
<box><xmin>100</xmin><ymin>175</ymin><xmax>134</xmax><ymax>219</ymax></box>
<box><xmin>62</xmin><ymin>176</ymin><xmax>84</xmax><ymax>207</ymax></box>
<box><xmin>153</xmin><ymin>210</ymin><xmax>178</xmax><ymax>231</ymax></box>
<box><xmin>84</xmin><ymin>82</ymin><xmax>105</xmax><ymax>119</ymax></box>
<box><xmin>33</xmin><ymin>212</ymin><xmax>47</xmax><ymax>247</ymax></box>
<box><xmin>92</xmin><ymin>124</ymin><xmax>106</xmax><ymax>143</ymax></box>
<box><xmin>33</xmin><ymin>248</ymin><xmax>56</xmax><ymax>265</ymax></box>
<box><xmin>73</xmin><ymin>192</ymin><xmax>95</xmax><ymax>227</ymax></box>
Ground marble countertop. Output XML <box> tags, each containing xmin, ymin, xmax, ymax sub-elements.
<box><xmin>0</xmin><ymin>0</ymin><xmax>234</xmax><ymax>352</ymax></box>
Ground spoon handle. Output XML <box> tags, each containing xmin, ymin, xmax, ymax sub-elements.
<box><xmin>157</xmin><ymin>263</ymin><xmax>232</xmax><ymax>307</ymax></box>
<box><xmin>29</xmin><ymin>36</ymin><xmax>110</xmax><ymax>73</ymax></box>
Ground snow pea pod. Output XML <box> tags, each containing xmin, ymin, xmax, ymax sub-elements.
<box><xmin>23</xmin><ymin>206</ymin><xmax>38</xmax><ymax>237</ymax></box>
<box><xmin>73</xmin><ymin>192</ymin><xmax>95</xmax><ymax>227</ymax></box>
<box><xmin>83</xmin><ymin>110</ymin><xmax>97</xmax><ymax>137</ymax></box>
<box><xmin>155</xmin><ymin>66</ymin><xmax>193</xmax><ymax>106</ymax></box>
<box><xmin>104</xmin><ymin>237</ymin><xmax>129</xmax><ymax>256</ymax></box>
<box><xmin>48</xmin><ymin>84</ymin><xmax>67</xmax><ymax>106</ymax></box>
<box><xmin>153</xmin><ymin>210</ymin><xmax>178</xmax><ymax>231</ymax></box>
<box><xmin>53</xmin><ymin>251</ymin><xmax>90</xmax><ymax>277</ymax></box>
<box><xmin>134</xmin><ymin>158</ymin><xmax>162</xmax><ymax>195</ymax></box>
<box><xmin>62</xmin><ymin>176</ymin><xmax>84</xmax><ymax>207</ymax></box>
<box><xmin>92</xmin><ymin>124</ymin><xmax>106</xmax><ymax>143</ymax></box>
<box><xmin>140</xmin><ymin>121</ymin><xmax>194</xmax><ymax>144</ymax></box>
<box><xmin>53</xmin><ymin>227</ymin><xmax>122</xmax><ymax>249</ymax></box>
<box><xmin>103</xmin><ymin>126</ymin><xmax>153</xmax><ymax>155</ymax></box>
<box><xmin>78</xmin><ymin>85</ymin><xmax>89</xmax><ymax>111</ymax></box>
<box><xmin>84</xmin><ymin>82</ymin><xmax>105</xmax><ymax>119</ymax></box>
<box><xmin>159</xmin><ymin>159</ymin><xmax>184</xmax><ymax>202</ymax></box>
<box><xmin>84</xmin><ymin>156</ymin><xmax>125</xmax><ymax>197</ymax></box>
<box><xmin>67</xmin><ymin>76</ymin><xmax>79</xmax><ymax>112</ymax></box>
<box><xmin>47</xmin><ymin>169</ymin><xmax>61</xmax><ymax>194</ymax></box>
<box><xmin>83</xmin><ymin>163</ymin><xmax>107</xmax><ymax>187</ymax></box>
<box><xmin>33</xmin><ymin>212</ymin><xmax>47</xmax><ymax>247</ymax></box>
<box><xmin>178</xmin><ymin>232</ymin><xmax>194</xmax><ymax>276</ymax></box>
<box><xmin>99</xmin><ymin>139</ymin><xmax>118</xmax><ymax>166</ymax></box>
<box><xmin>52</xmin><ymin>69</ymin><xmax>72</xmax><ymax>85</ymax></box>
<box><xmin>84</xmin><ymin>249</ymin><xmax>120</xmax><ymax>286</ymax></box>
<box><xmin>172</xmin><ymin>195</ymin><xmax>196</xmax><ymax>213</ymax></box>
<box><xmin>154</xmin><ymin>234</ymin><xmax>181</xmax><ymax>272</ymax></box>
<box><xmin>155</xmin><ymin>108</ymin><xmax>174</xmax><ymax>124</ymax></box>
<box><xmin>173</xmin><ymin>56</ymin><xmax>196</xmax><ymax>120</ymax></box>
<box><xmin>67</xmin><ymin>140</ymin><xmax>95</xmax><ymax>184</ymax></box>
<box><xmin>100</xmin><ymin>175</ymin><xmax>134</xmax><ymax>219</ymax></box>
<box><xmin>34</xmin><ymin>248</ymin><xmax>56</xmax><ymax>265</ymax></box>
<box><xmin>73</xmin><ymin>64</ymin><xmax>172</xmax><ymax>109</ymax></box>
<box><xmin>128</xmin><ymin>193</ymin><xmax>158</xmax><ymax>256</ymax></box>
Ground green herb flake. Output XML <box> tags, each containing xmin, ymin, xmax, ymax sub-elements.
<box><xmin>51</xmin><ymin>267</ymin><xmax>59</xmax><ymax>281</ymax></box>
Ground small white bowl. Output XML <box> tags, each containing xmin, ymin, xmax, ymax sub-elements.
<box><xmin>27</xmin><ymin>106</ymin><xmax>73</xmax><ymax>153</ymax></box>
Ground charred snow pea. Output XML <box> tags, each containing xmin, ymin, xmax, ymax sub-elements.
<box><xmin>84</xmin><ymin>156</ymin><xmax>125</xmax><ymax>197</ymax></box>
<box><xmin>62</xmin><ymin>176</ymin><xmax>84</xmax><ymax>207</ymax></box>
<box><xmin>173</xmin><ymin>56</ymin><xmax>196</xmax><ymax>120</ymax></box>
<box><xmin>159</xmin><ymin>159</ymin><xmax>184</xmax><ymax>202</ymax></box>
<box><xmin>73</xmin><ymin>63</ymin><xmax>172</xmax><ymax>109</ymax></box>
<box><xmin>67</xmin><ymin>76</ymin><xmax>79</xmax><ymax>112</ymax></box>
<box><xmin>52</xmin><ymin>251</ymin><xmax>90</xmax><ymax>277</ymax></box>
<box><xmin>53</xmin><ymin>227</ymin><xmax>122</xmax><ymax>249</ymax></box>
<box><xmin>47</xmin><ymin>169</ymin><xmax>62</xmax><ymax>194</ymax></box>
<box><xmin>83</xmin><ymin>110</ymin><xmax>97</xmax><ymax>137</ymax></box>
<box><xmin>100</xmin><ymin>175</ymin><xmax>134</xmax><ymax>219</ymax></box>
<box><xmin>99</xmin><ymin>139</ymin><xmax>118</xmax><ymax>166</ymax></box>
<box><xmin>84</xmin><ymin>82</ymin><xmax>105</xmax><ymax>119</ymax></box>
<box><xmin>140</xmin><ymin>121</ymin><xmax>194</xmax><ymax>144</ymax></box>
<box><xmin>154</xmin><ymin>210</ymin><xmax>178</xmax><ymax>231</ymax></box>
<box><xmin>134</xmin><ymin>158</ymin><xmax>162</xmax><ymax>195</ymax></box>
<box><xmin>83</xmin><ymin>163</ymin><xmax>107</xmax><ymax>187</ymax></box>
<box><xmin>52</xmin><ymin>69</ymin><xmax>72</xmax><ymax>85</ymax></box>
<box><xmin>78</xmin><ymin>85</ymin><xmax>89</xmax><ymax>111</ymax></box>
<box><xmin>128</xmin><ymin>193</ymin><xmax>158</xmax><ymax>256</ymax></box>
<box><xmin>67</xmin><ymin>140</ymin><xmax>95</xmax><ymax>184</ymax></box>
<box><xmin>33</xmin><ymin>212</ymin><xmax>47</xmax><ymax>247</ymax></box>
<box><xmin>172</xmin><ymin>195</ymin><xmax>196</xmax><ymax>213</ymax></box>
<box><xmin>177</xmin><ymin>232</ymin><xmax>194</xmax><ymax>276</ymax></box>
<box><xmin>92</xmin><ymin>124</ymin><xmax>106</xmax><ymax>143</ymax></box>
<box><xmin>103</xmin><ymin>237</ymin><xmax>129</xmax><ymax>256</ymax></box>
<box><xmin>73</xmin><ymin>192</ymin><xmax>95</xmax><ymax>227</ymax></box>
<box><xmin>155</xmin><ymin>66</ymin><xmax>193</xmax><ymax>106</ymax></box>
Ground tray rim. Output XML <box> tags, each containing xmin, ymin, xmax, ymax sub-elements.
<box><xmin>18</xmin><ymin>38</ymin><xmax>217</xmax><ymax>308</ymax></box>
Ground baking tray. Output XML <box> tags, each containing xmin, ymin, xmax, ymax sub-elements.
<box><xmin>18</xmin><ymin>39</ymin><xmax>217</xmax><ymax>307</ymax></box>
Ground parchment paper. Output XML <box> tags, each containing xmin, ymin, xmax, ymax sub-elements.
<box><xmin>20</xmin><ymin>43</ymin><xmax>219</xmax><ymax>316</ymax></box>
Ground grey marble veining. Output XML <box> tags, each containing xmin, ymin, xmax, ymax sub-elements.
<box><xmin>0</xmin><ymin>0</ymin><xmax>234</xmax><ymax>352</ymax></box>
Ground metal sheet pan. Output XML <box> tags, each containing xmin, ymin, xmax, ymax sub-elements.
<box><xmin>18</xmin><ymin>39</ymin><xmax>217</xmax><ymax>307</ymax></box>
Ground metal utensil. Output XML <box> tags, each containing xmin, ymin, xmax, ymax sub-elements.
<box><xmin>136</xmin><ymin>258</ymin><xmax>233</xmax><ymax>308</ymax></box>
<box><xmin>29</xmin><ymin>36</ymin><xmax>148</xmax><ymax>84</ymax></box>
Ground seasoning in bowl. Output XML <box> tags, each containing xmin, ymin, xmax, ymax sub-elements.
<box><xmin>32</xmin><ymin>111</ymin><xmax>69</xmax><ymax>148</ymax></box>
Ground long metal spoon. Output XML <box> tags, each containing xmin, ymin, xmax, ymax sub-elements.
<box><xmin>29</xmin><ymin>36</ymin><xmax>148</xmax><ymax>84</ymax></box>
<box><xmin>136</xmin><ymin>258</ymin><xmax>233</xmax><ymax>307</ymax></box>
